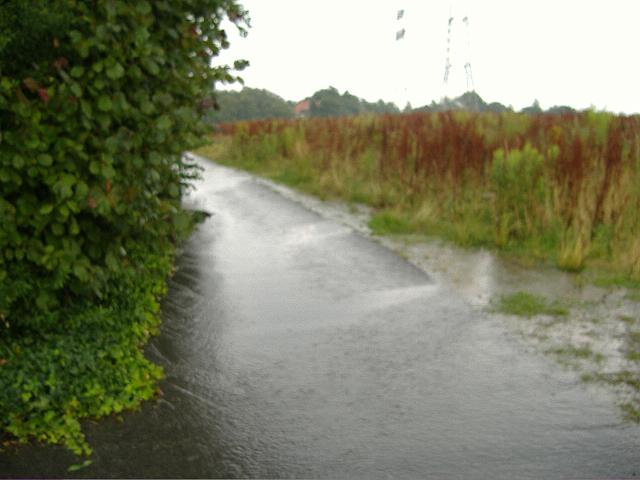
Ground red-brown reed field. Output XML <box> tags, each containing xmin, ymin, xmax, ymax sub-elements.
<box><xmin>198</xmin><ymin>111</ymin><xmax>640</xmax><ymax>282</ymax></box>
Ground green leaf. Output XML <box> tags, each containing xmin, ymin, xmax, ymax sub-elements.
<box><xmin>140</xmin><ymin>100</ymin><xmax>154</xmax><ymax>115</ymax></box>
<box><xmin>168</xmin><ymin>184</ymin><xmax>180</xmax><ymax>197</ymax></box>
<box><xmin>156</xmin><ymin>115</ymin><xmax>172</xmax><ymax>131</ymax></box>
<box><xmin>70</xmin><ymin>219</ymin><xmax>80</xmax><ymax>235</ymax></box>
<box><xmin>67</xmin><ymin>460</ymin><xmax>92</xmax><ymax>472</ymax></box>
<box><xmin>149</xmin><ymin>152</ymin><xmax>161</xmax><ymax>165</ymax></box>
<box><xmin>97</xmin><ymin>114</ymin><xmax>111</xmax><ymax>129</ymax></box>
<box><xmin>38</xmin><ymin>154</ymin><xmax>53</xmax><ymax>166</ymax></box>
<box><xmin>75</xmin><ymin>181</ymin><xmax>89</xmax><ymax>198</ymax></box>
<box><xmin>70</xmin><ymin>66</ymin><xmax>85</xmax><ymax>78</ymax></box>
<box><xmin>70</xmin><ymin>84</ymin><xmax>82</xmax><ymax>97</ymax></box>
<box><xmin>233</xmin><ymin>59</ymin><xmax>249</xmax><ymax>71</ymax></box>
<box><xmin>52</xmin><ymin>223</ymin><xmax>65</xmax><ymax>236</ymax></box>
<box><xmin>101</xmin><ymin>164</ymin><xmax>116</xmax><ymax>179</ymax></box>
<box><xmin>98</xmin><ymin>96</ymin><xmax>112</xmax><ymax>112</ymax></box>
<box><xmin>40</xmin><ymin>204</ymin><xmax>54</xmax><ymax>215</ymax></box>
<box><xmin>80</xmin><ymin>100</ymin><xmax>93</xmax><ymax>117</ymax></box>
<box><xmin>36</xmin><ymin>292</ymin><xmax>51</xmax><ymax>310</ymax></box>
<box><xmin>105</xmin><ymin>1</ymin><xmax>117</xmax><ymax>18</ymax></box>
<box><xmin>136</xmin><ymin>1</ymin><xmax>152</xmax><ymax>15</ymax></box>
<box><xmin>105</xmin><ymin>136</ymin><xmax>119</xmax><ymax>153</ymax></box>
<box><xmin>141</xmin><ymin>58</ymin><xmax>159</xmax><ymax>76</ymax></box>
<box><xmin>25</xmin><ymin>137</ymin><xmax>41</xmax><ymax>149</ymax></box>
<box><xmin>105</xmin><ymin>252</ymin><xmax>119</xmax><ymax>270</ymax></box>
<box><xmin>135</xmin><ymin>28</ymin><xmax>150</xmax><ymax>45</ymax></box>
<box><xmin>73</xmin><ymin>263</ymin><xmax>87</xmax><ymax>280</ymax></box>
<box><xmin>106</xmin><ymin>62</ymin><xmax>124</xmax><ymax>80</ymax></box>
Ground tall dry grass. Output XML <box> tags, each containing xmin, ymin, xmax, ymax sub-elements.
<box><xmin>200</xmin><ymin>111</ymin><xmax>640</xmax><ymax>280</ymax></box>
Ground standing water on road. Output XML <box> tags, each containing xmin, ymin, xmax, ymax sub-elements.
<box><xmin>1</xmin><ymin>156</ymin><xmax>638</xmax><ymax>478</ymax></box>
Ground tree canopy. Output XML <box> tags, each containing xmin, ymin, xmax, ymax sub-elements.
<box><xmin>206</xmin><ymin>87</ymin><xmax>294</xmax><ymax>123</ymax></box>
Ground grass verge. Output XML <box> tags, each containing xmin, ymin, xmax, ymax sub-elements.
<box><xmin>494</xmin><ymin>292</ymin><xmax>569</xmax><ymax>318</ymax></box>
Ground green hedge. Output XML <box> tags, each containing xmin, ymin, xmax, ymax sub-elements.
<box><xmin>0</xmin><ymin>0</ymin><xmax>247</xmax><ymax>461</ymax></box>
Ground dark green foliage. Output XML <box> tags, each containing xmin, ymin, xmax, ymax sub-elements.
<box><xmin>309</xmin><ymin>86</ymin><xmax>399</xmax><ymax>117</ymax></box>
<box><xmin>0</xmin><ymin>0</ymin><xmax>246</xmax><ymax>458</ymax></box>
<box><xmin>414</xmin><ymin>91</ymin><xmax>512</xmax><ymax>114</ymax></box>
<box><xmin>0</xmin><ymin>243</ymin><xmax>172</xmax><ymax>456</ymax></box>
<box><xmin>310</xmin><ymin>87</ymin><xmax>363</xmax><ymax>117</ymax></box>
<box><xmin>0</xmin><ymin>0</ymin><xmax>246</xmax><ymax>330</ymax></box>
<box><xmin>206</xmin><ymin>86</ymin><xmax>399</xmax><ymax>124</ymax></box>
<box><xmin>521</xmin><ymin>99</ymin><xmax>543</xmax><ymax>115</ymax></box>
<box><xmin>0</xmin><ymin>1</ymin><xmax>72</xmax><ymax>78</ymax></box>
<box><xmin>206</xmin><ymin>87</ymin><xmax>294</xmax><ymax>123</ymax></box>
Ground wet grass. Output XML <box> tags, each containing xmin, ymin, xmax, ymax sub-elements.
<box><xmin>625</xmin><ymin>290</ymin><xmax>640</xmax><ymax>302</ymax></box>
<box><xmin>618</xmin><ymin>314</ymin><xmax>636</xmax><ymax>325</ymax></box>
<box><xmin>369</xmin><ymin>211</ymin><xmax>415</xmax><ymax>235</ymax></box>
<box><xmin>596</xmin><ymin>371</ymin><xmax>640</xmax><ymax>422</ymax></box>
<box><xmin>197</xmin><ymin>111</ymin><xmax>640</xmax><ymax>284</ymax></box>
<box><xmin>627</xmin><ymin>331</ymin><xmax>640</xmax><ymax>362</ymax></box>
<box><xmin>591</xmin><ymin>273</ymin><xmax>640</xmax><ymax>291</ymax></box>
<box><xmin>621</xmin><ymin>403</ymin><xmax>640</xmax><ymax>423</ymax></box>
<box><xmin>547</xmin><ymin>345</ymin><xmax>605</xmax><ymax>363</ymax></box>
<box><xmin>580</xmin><ymin>372</ymin><xmax>640</xmax><ymax>422</ymax></box>
<box><xmin>495</xmin><ymin>292</ymin><xmax>569</xmax><ymax>318</ymax></box>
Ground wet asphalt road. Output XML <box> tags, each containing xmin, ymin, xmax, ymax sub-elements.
<box><xmin>1</xmin><ymin>155</ymin><xmax>639</xmax><ymax>478</ymax></box>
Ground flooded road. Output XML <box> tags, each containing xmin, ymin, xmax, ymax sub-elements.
<box><xmin>2</xmin><ymin>156</ymin><xmax>638</xmax><ymax>478</ymax></box>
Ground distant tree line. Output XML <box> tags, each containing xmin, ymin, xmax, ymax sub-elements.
<box><xmin>206</xmin><ymin>86</ymin><xmax>399</xmax><ymax>124</ymax></box>
<box><xmin>415</xmin><ymin>91</ymin><xmax>577</xmax><ymax>116</ymax></box>
<box><xmin>206</xmin><ymin>86</ymin><xmax>578</xmax><ymax>124</ymax></box>
<box><xmin>307</xmin><ymin>86</ymin><xmax>400</xmax><ymax>117</ymax></box>
<box><xmin>205</xmin><ymin>87</ymin><xmax>295</xmax><ymax>123</ymax></box>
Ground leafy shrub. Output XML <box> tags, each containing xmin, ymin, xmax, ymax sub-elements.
<box><xmin>489</xmin><ymin>144</ymin><xmax>549</xmax><ymax>246</ymax></box>
<box><xmin>0</xmin><ymin>243</ymin><xmax>172</xmax><ymax>456</ymax></box>
<box><xmin>0</xmin><ymin>0</ymin><xmax>246</xmax><ymax>331</ymax></box>
<box><xmin>0</xmin><ymin>0</ymin><xmax>247</xmax><ymax>460</ymax></box>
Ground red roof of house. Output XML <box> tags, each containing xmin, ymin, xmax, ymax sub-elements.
<box><xmin>294</xmin><ymin>99</ymin><xmax>311</xmax><ymax>115</ymax></box>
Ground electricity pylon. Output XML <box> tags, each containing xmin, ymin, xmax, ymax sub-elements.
<box><xmin>442</xmin><ymin>5</ymin><xmax>475</xmax><ymax>97</ymax></box>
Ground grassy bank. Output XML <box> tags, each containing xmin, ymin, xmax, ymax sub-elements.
<box><xmin>197</xmin><ymin>111</ymin><xmax>640</xmax><ymax>284</ymax></box>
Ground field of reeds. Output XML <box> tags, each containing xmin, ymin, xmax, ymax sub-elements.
<box><xmin>197</xmin><ymin>111</ymin><xmax>640</xmax><ymax>283</ymax></box>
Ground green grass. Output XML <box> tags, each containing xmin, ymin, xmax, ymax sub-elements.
<box><xmin>269</xmin><ymin>168</ymin><xmax>312</xmax><ymax>188</ymax></box>
<box><xmin>618</xmin><ymin>314</ymin><xmax>636</xmax><ymax>325</ymax></box>
<box><xmin>547</xmin><ymin>346</ymin><xmax>604</xmax><ymax>362</ymax></box>
<box><xmin>620</xmin><ymin>403</ymin><xmax>640</xmax><ymax>423</ymax></box>
<box><xmin>627</xmin><ymin>331</ymin><xmax>640</xmax><ymax>362</ymax></box>
<box><xmin>369</xmin><ymin>211</ymin><xmax>415</xmax><ymax>235</ymax></box>
<box><xmin>591</xmin><ymin>272</ymin><xmax>640</xmax><ymax>290</ymax></box>
<box><xmin>495</xmin><ymin>292</ymin><xmax>569</xmax><ymax>318</ymax></box>
<box><xmin>625</xmin><ymin>290</ymin><xmax>640</xmax><ymax>302</ymax></box>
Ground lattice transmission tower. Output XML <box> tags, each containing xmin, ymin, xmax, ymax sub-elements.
<box><xmin>442</xmin><ymin>5</ymin><xmax>475</xmax><ymax>96</ymax></box>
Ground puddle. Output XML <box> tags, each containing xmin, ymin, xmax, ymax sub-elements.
<box><xmin>255</xmin><ymin>170</ymin><xmax>640</xmax><ymax>421</ymax></box>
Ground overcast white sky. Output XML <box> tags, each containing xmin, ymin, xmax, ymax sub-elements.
<box><xmin>216</xmin><ymin>0</ymin><xmax>640</xmax><ymax>114</ymax></box>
